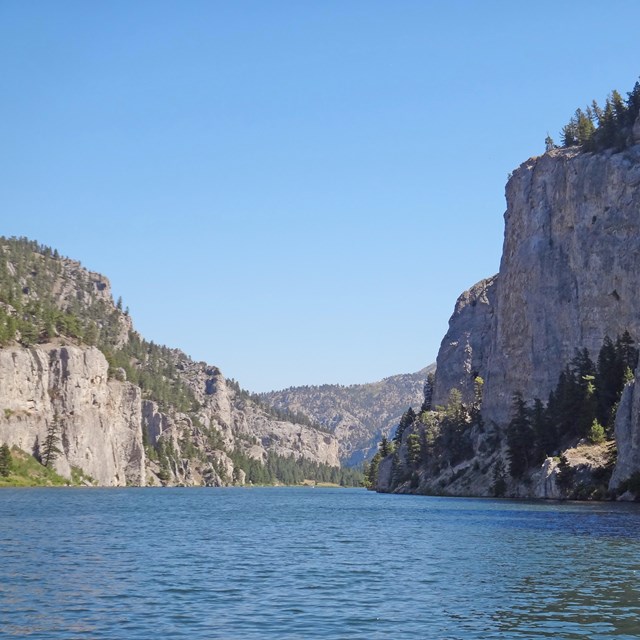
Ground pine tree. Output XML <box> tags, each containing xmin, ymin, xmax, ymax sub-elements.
<box><xmin>627</xmin><ymin>81</ymin><xmax>640</xmax><ymax>124</ymax></box>
<box><xmin>379</xmin><ymin>436</ymin><xmax>391</xmax><ymax>458</ymax></box>
<box><xmin>596</xmin><ymin>336</ymin><xmax>619</xmax><ymax>425</ymax></box>
<box><xmin>0</xmin><ymin>443</ymin><xmax>11</xmax><ymax>477</ymax></box>
<box><xmin>611</xmin><ymin>89</ymin><xmax>627</xmax><ymax>122</ymax></box>
<box><xmin>491</xmin><ymin>459</ymin><xmax>507</xmax><ymax>497</ymax></box>
<box><xmin>506</xmin><ymin>392</ymin><xmax>533</xmax><ymax>478</ymax></box>
<box><xmin>407</xmin><ymin>433</ymin><xmax>421</xmax><ymax>468</ymax></box>
<box><xmin>575</xmin><ymin>108</ymin><xmax>595</xmax><ymax>145</ymax></box>
<box><xmin>616</xmin><ymin>331</ymin><xmax>638</xmax><ymax>372</ymax></box>
<box><xmin>531</xmin><ymin>397</ymin><xmax>556</xmax><ymax>462</ymax></box>
<box><xmin>587</xmin><ymin>419</ymin><xmax>605</xmax><ymax>445</ymax></box>
<box><xmin>545</xmin><ymin>134</ymin><xmax>556</xmax><ymax>152</ymax></box>
<box><xmin>421</xmin><ymin>373</ymin><xmax>435</xmax><ymax>413</ymax></box>
<box><xmin>390</xmin><ymin>451</ymin><xmax>404</xmax><ymax>488</ymax></box>
<box><xmin>438</xmin><ymin>388</ymin><xmax>472</xmax><ymax>465</ymax></box>
<box><xmin>363</xmin><ymin>452</ymin><xmax>381</xmax><ymax>490</ymax></box>
<box><xmin>42</xmin><ymin>414</ymin><xmax>62</xmax><ymax>467</ymax></box>
<box><xmin>393</xmin><ymin>407</ymin><xmax>416</xmax><ymax>444</ymax></box>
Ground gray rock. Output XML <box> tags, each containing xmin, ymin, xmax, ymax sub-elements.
<box><xmin>430</xmin><ymin>144</ymin><xmax>640</xmax><ymax>496</ymax></box>
<box><xmin>609</xmin><ymin>378</ymin><xmax>640</xmax><ymax>491</ymax></box>
<box><xmin>0</xmin><ymin>345</ymin><xmax>144</xmax><ymax>486</ymax></box>
<box><xmin>432</xmin><ymin>276</ymin><xmax>496</xmax><ymax>408</ymax></box>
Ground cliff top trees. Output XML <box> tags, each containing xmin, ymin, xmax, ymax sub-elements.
<box><xmin>558</xmin><ymin>78</ymin><xmax>640</xmax><ymax>152</ymax></box>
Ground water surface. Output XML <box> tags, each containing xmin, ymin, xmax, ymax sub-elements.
<box><xmin>1</xmin><ymin>488</ymin><xmax>640</xmax><ymax>638</ymax></box>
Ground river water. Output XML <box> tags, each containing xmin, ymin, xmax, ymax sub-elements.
<box><xmin>1</xmin><ymin>487</ymin><xmax>640</xmax><ymax>639</ymax></box>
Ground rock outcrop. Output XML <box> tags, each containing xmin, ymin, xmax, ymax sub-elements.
<box><xmin>609</xmin><ymin>376</ymin><xmax>640</xmax><ymax>490</ymax></box>
<box><xmin>434</xmin><ymin>146</ymin><xmax>640</xmax><ymax>428</ymax></box>
<box><xmin>0</xmin><ymin>340</ymin><xmax>341</xmax><ymax>486</ymax></box>
<box><xmin>0</xmin><ymin>345</ymin><xmax>144</xmax><ymax>485</ymax></box>
<box><xmin>433</xmin><ymin>277</ymin><xmax>496</xmax><ymax>408</ymax></box>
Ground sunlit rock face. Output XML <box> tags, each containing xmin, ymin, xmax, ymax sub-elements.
<box><xmin>0</xmin><ymin>345</ymin><xmax>144</xmax><ymax>486</ymax></box>
<box><xmin>435</xmin><ymin>145</ymin><xmax>640</xmax><ymax>429</ymax></box>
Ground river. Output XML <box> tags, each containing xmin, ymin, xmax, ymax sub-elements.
<box><xmin>1</xmin><ymin>487</ymin><xmax>639</xmax><ymax>638</ymax></box>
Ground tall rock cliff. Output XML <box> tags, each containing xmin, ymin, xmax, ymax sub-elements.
<box><xmin>377</xmin><ymin>109</ymin><xmax>640</xmax><ymax>499</ymax></box>
<box><xmin>483</xmin><ymin>145</ymin><xmax>640</xmax><ymax>427</ymax></box>
<box><xmin>435</xmin><ymin>144</ymin><xmax>640</xmax><ymax>427</ymax></box>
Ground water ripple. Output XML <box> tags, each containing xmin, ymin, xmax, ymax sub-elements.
<box><xmin>2</xmin><ymin>489</ymin><xmax>640</xmax><ymax>638</ymax></box>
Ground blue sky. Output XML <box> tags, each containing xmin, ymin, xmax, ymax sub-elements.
<box><xmin>2</xmin><ymin>1</ymin><xmax>640</xmax><ymax>391</ymax></box>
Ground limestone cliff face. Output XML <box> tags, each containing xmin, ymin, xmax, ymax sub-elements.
<box><xmin>434</xmin><ymin>145</ymin><xmax>640</xmax><ymax>428</ymax></box>
<box><xmin>432</xmin><ymin>277</ymin><xmax>496</xmax><ymax>408</ymax></box>
<box><xmin>0</xmin><ymin>341</ymin><xmax>341</xmax><ymax>486</ymax></box>
<box><xmin>610</xmin><ymin>377</ymin><xmax>640</xmax><ymax>491</ymax></box>
<box><xmin>0</xmin><ymin>238</ymin><xmax>342</xmax><ymax>486</ymax></box>
<box><xmin>0</xmin><ymin>345</ymin><xmax>144</xmax><ymax>485</ymax></box>
<box><xmin>181</xmin><ymin>359</ymin><xmax>341</xmax><ymax>467</ymax></box>
<box><xmin>482</xmin><ymin>145</ymin><xmax>640</xmax><ymax>427</ymax></box>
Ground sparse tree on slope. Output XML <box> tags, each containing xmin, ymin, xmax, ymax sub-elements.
<box><xmin>0</xmin><ymin>443</ymin><xmax>11</xmax><ymax>477</ymax></box>
<box><xmin>42</xmin><ymin>414</ymin><xmax>62</xmax><ymax>467</ymax></box>
<box><xmin>421</xmin><ymin>373</ymin><xmax>435</xmax><ymax>413</ymax></box>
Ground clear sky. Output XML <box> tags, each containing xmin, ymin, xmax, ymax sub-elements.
<box><xmin>1</xmin><ymin>1</ymin><xmax>640</xmax><ymax>392</ymax></box>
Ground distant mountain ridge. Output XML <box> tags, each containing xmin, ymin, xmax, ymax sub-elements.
<box><xmin>260</xmin><ymin>366</ymin><xmax>434</xmax><ymax>466</ymax></box>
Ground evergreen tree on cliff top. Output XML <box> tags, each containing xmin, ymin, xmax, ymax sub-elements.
<box><xmin>558</xmin><ymin>78</ymin><xmax>640</xmax><ymax>152</ymax></box>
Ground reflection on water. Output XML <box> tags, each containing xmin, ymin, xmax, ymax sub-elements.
<box><xmin>1</xmin><ymin>488</ymin><xmax>640</xmax><ymax>639</ymax></box>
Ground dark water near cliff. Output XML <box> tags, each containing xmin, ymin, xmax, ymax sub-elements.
<box><xmin>2</xmin><ymin>488</ymin><xmax>640</xmax><ymax>639</ymax></box>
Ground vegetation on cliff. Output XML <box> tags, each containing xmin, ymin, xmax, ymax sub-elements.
<box><xmin>0</xmin><ymin>446</ymin><xmax>78</xmax><ymax>487</ymax></box>
<box><xmin>558</xmin><ymin>78</ymin><xmax>640</xmax><ymax>151</ymax></box>
<box><xmin>0</xmin><ymin>236</ymin><xmax>201</xmax><ymax>414</ymax></box>
<box><xmin>364</xmin><ymin>377</ymin><xmax>485</xmax><ymax>492</ymax></box>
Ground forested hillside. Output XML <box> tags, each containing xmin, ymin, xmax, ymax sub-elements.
<box><xmin>0</xmin><ymin>236</ymin><xmax>360</xmax><ymax>487</ymax></box>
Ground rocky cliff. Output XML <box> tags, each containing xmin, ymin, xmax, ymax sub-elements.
<box><xmin>433</xmin><ymin>277</ymin><xmax>496</xmax><ymax>408</ymax></box>
<box><xmin>0</xmin><ymin>345</ymin><xmax>143</xmax><ymax>486</ymax></box>
<box><xmin>483</xmin><ymin>143</ymin><xmax>640</xmax><ymax>427</ymax></box>
<box><xmin>374</xmin><ymin>110</ymin><xmax>640</xmax><ymax>500</ymax></box>
<box><xmin>434</xmin><ymin>143</ymin><xmax>640</xmax><ymax>426</ymax></box>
